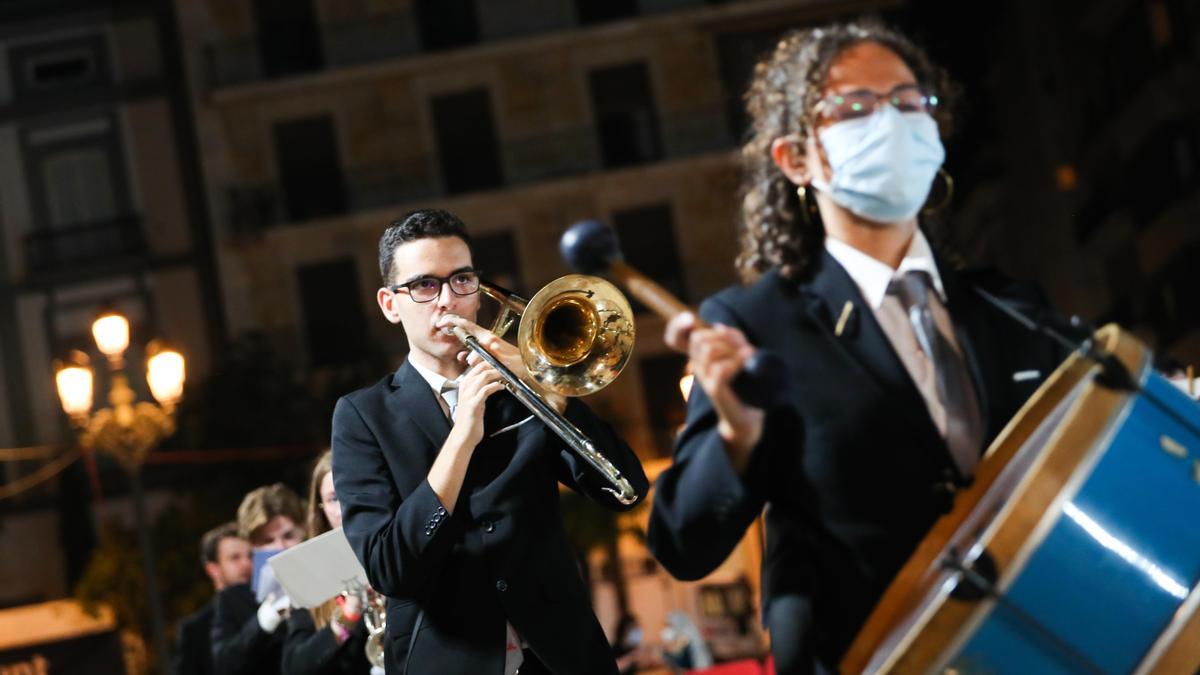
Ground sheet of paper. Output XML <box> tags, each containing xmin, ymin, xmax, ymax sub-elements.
<box><xmin>266</xmin><ymin>527</ymin><xmax>370</xmax><ymax>608</ymax></box>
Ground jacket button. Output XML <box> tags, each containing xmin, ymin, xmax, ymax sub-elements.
<box><xmin>496</xmin><ymin>580</ymin><xmax>508</xmax><ymax>592</ymax></box>
<box><xmin>483</xmin><ymin>520</ymin><xmax>495</xmax><ymax>533</ymax></box>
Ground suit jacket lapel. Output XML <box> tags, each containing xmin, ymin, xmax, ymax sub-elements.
<box><xmin>388</xmin><ymin>360</ymin><xmax>451</xmax><ymax>458</ymax></box>
<box><xmin>939</xmin><ymin>262</ymin><xmax>998</xmax><ymax>439</ymax></box>
<box><xmin>800</xmin><ymin>249</ymin><xmax>922</xmax><ymax>401</ymax></box>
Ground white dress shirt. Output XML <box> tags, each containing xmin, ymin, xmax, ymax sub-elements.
<box><xmin>825</xmin><ymin>231</ymin><xmax>970</xmax><ymax>441</ymax></box>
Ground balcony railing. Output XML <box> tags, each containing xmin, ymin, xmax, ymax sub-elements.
<box><xmin>225</xmin><ymin>106</ymin><xmax>736</xmax><ymax>233</ymax></box>
<box><xmin>205</xmin><ymin>0</ymin><xmax>751</xmax><ymax>88</ymax></box>
<box><xmin>23</xmin><ymin>214</ymin><xmax>146</xmax><ymax>274</ymax></box>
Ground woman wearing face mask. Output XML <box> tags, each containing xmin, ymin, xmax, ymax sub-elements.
<box><xmin>281</xmin><ymin>450</ymin><xmax>376</xmax><ymax>675</ymax></box>
<box><xmin>646</xmin><ymin>20</ymin><xmax>1071</xmax><ymax>675</ymax></box>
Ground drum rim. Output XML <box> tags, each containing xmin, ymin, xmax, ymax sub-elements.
<box><xmin>843</xmin><ymin>325</ymin><xmax>1151</xmax><ymax>673</ymax></box>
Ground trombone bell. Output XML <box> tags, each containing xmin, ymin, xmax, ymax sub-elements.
<box><xmin>535</xmin><ymin>295</ymin><xmax>599</xmax><ymax>367</ymax></box>
<box><xmin>457</xmin><ymin>275</ymin><xmax>639</xmax><ymax>504</ymax></box>
<box><xmin>516</xmin><ymin>274</ymin><xmax>634</xmax><ymax>397</ymax></box>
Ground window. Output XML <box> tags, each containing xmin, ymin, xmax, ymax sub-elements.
<box><xmin>715</xmin><ymin>28</ymin><xmax>786</xmax><ymax>143</ymax></box>
<box><xmin>298</xmin><ymin>259</ymin><xmax>368</xmax><ymax>367</ymax></box>
<box><xmin>574</xmin><ymin>0</ymin><xmax>636</xmax><ymax>25</ymax></box>
<box><xmin>21</xmin><ymin>118</ymin><xmax>141</xmax><ymax>272</ymax></box>
<box><xmin>9</xmin><ymin>35</ymin><xmax>108</xmax><ymax>96</ymax></box>
<box><xmin>253</xmin><ymin>0</ymin><xmax>323</xmax><ymax>78</ymax></box>
<box><xmin>24</xmin><ymin>118</ymin><xmax>129</xmax><ymax>227</ymax></box>
<box><xmin>639</xmin><ymin>353</ymin><xmax>689</xmax><ymax>457</ymax></box>
<box><xmin>273</xmin><ymin>116</ymin><xmax>346</xmax><ymax>222</ymax></box>
<box><xmin>431</xmin><ymin>88</ymin><xmax>504</xmax><ymax>194</ymax></box>
<box><xmin>1127</xmin><ymin>119</ymin><xmax>1199</xmax><ymax>228</ymax></box>
<box><xmin>472</xmin><ymin>230</ymin><xmax>522</xmax><ymax>293</ymax></box>
<box><xmin>1144</xmin><ymin>243</ymin><xmax>1200</xmax><ymax>346</ymax></box>
<box><xmin>42</xmin><ymin>147</ymin><xmax>118</xmax><ymax>227</ymax></box>
<box><xmin>588</xmin><ymin>63</ymin><xmax>662</xmax><ymax>169</ymax></box>
<box><xmin>416</xmin><ymin>0</ymin><xmax>479</xmax><ymax>51</ymax></box>
<box><xmin>612</xmin><ymin>203</ymin><xmax>687</xmax><ymax>309</ymax></box>
<box><xmin>1102</xmin><ymin>1</ymin><xmax>1158</xmax><ymax>104</ymax></box>
<box><xmin>471</xmin><ymin>230</ymin><xmax>522</xmax><ymax>336</ymax></box>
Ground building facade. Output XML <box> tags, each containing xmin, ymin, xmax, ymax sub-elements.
<box><xmin>0</xmin><ymin>0</ymin><xmax>222</xmax><ymax>606</ymax></box>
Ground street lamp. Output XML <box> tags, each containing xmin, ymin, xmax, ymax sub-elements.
<box><xmin>54</xmin><ymin>309</ymin><xmax>185</xmax><ymax>672</ymax></box>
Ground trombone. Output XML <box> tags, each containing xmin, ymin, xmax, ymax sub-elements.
<box><xmin>443</xmin><ymin>274</ymin><xmax>639</xmax><ymax>505</ymax></box>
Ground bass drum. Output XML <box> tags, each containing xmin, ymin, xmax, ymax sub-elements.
<box><xmin>842</xmin><ymin>325</ymin><xmax>1200</xmax><ymax>674</ymax></box>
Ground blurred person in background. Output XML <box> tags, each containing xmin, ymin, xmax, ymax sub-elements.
<box><xmin>172</xmin><ymin>522</ymin><xmax>251</xmax><ymax>675</ymax></box>
<box><xmin>282</xmin><ymin>450</ymin><xmax>375</xmax><ymax>675</ymax></box>
<box><xmin>212</xmin><ymin>483</ymin><xmax>305</xmax><ymax>675</ymax></box>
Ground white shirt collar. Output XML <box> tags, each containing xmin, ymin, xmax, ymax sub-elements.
<box><xmin>824</xmin><ymin>229</ymin><xmax>946</xmax><ymax>310</ymax></box>
<box><xmin>408</xmin><ymin>359</ymin><xmax>458</xmax><ymax>395</ymax></box>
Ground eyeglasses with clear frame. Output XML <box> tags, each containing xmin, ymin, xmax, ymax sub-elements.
<box><xmin>813</xmin><ymin>84</ymin><xmax>939</xmax><ymax>124</ymax></box>
<box><xmin>389</xmin><ymin>270</ymin><xmax>481</xmax><ymax>303</ymax></box>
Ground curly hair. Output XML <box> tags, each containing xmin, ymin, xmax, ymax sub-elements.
<box><xmin>736</xmin><ymin>19</ymin><xmax>958</xmax><ymax>283</ymax></box>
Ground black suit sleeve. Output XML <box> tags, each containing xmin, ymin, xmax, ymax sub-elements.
<box><xmin>646</xmin><ymin>296</ymin><xmax>772</xmax><ymax>580</ymax></box>
<box><xmin>332</xmin><ymin>396</ymin><xmax>462</xmax><ymax>599</ymax></box>
<box><xmin>281</xmin><ymin>609</ymin><xmax>341</xmax><ymax>675</ymax></box>
<box><xmin>211</xmin><ymin>585</ymin><xmax>275</xmax><ymax>675</ymax></box>
<box><xmin>551</xmin><ymin>399</ymin><xmax>649</xmax><ymax>511</ymax></box>
<box><xmin>172</xmin><ymin>613</ymin><xmax>205</xmax><ymax>675</ymax></box>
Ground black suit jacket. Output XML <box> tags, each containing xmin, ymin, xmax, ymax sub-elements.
<box><xmin>647</xmin><ymin>251</ymin><xmax>1071</xmax><ymax>673</ymax></box>
<box><xmin>332</xmin><ymin>360</ymin><xmax>648</xmax><ymax>674</ymax></box>
<box><xmin>173</xmin><ymin>601</ymin><xmax>213</xmax><ymax>675</ymax></box>
<box><xmin>281</xmin><ymin>608</ymin><xmax>370</xmax><ymax>675</ymax></box>
<box><xmin>211</xmin><ymin>583</ymin><xmax>284</xmax><ymax>675</ymax></box>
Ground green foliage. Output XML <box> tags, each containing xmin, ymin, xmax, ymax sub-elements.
<box><xmin>74</xmin><ymin>519</ymin><xmax>146</xmax><ymax>634</ymax></box>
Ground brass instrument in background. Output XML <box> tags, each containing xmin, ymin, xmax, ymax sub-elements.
<box><xmin>363</xmin><ymin>587</ymin><xmax>386</xmax><ymax>668</ymax></box>
<box><xmin>445</xmin><ymin>275</ymin><xmax>638</xmax><ymax>504</ymax></box>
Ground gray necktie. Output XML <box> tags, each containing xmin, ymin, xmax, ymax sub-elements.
<box><xmin>889</xmin><ymin>271</ymin><xmax>982</xmax><ymax>477</ymax></box>
<box><xmin>439</xmin><ymin>378</ymin><xmax>459</xmax><ymax>421</ymax></box>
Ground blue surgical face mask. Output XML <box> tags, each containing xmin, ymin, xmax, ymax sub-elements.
<box><xmin>810</xmin><ymin>106</ymin><xmax>945</xmax><ymax>224</ymax></box>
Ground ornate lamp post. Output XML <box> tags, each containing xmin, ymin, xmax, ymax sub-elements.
<box><xmin>54</xmin><ymin>309</ymin><xmax>185</xmax><ymax>671</ymax></box>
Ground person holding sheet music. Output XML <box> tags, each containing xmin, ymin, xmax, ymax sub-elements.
<box><xmin>281</xmin><ymin>450</ymin><xmax>375</xmax><ymax>675</ymax></box>
<box><xmin>646</xmin><ymin>20</ymin><xmax>1074</xmax><ymax>674</ymax></box>
<box><xmin>212</xmin><ymin>483</ymin><xmax>305</xmax><ymax>675</ymax></box>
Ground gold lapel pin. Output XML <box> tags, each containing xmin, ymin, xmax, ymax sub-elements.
<box><xmin>834</xmin><ymin>300</ymin><xmax>854</xmax><ymax>337</ymax></box>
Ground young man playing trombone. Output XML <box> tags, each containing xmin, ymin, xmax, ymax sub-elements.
<box><xmin>331</xmin><ymin>208</ymin><xmax>647</xmax><ymax>674</ymax></box>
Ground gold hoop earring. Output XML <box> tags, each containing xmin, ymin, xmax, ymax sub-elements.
<box><xmin>922</xmin><ymin>168</ymin><xmax>954</xmax><ymax>215</ymax></box>
<box><xmin>796</xmin><ymin>185</ymin><xmax>819</xmax><ymax>226</ymax></box>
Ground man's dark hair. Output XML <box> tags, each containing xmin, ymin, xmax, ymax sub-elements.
<box><xmin>200</xmin><ymin>521</ymin><xmax>240</xmax><ymax>566</ymax></box>
<box><xmin>378</xmin><ymin>209</ymin><xmax>472</xmax><ymax>285</ymax></box>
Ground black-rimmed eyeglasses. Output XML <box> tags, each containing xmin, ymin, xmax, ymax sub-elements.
<box><xmin>389</xmin><ymin>270</ymin><xmax>481</xmax><ymax>303</ymax></box>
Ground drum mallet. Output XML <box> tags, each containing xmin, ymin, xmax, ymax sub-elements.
<box><xmin>560</xmin><ymin>219</ymin><xmax>789</xmax><ymax>410</ymax></box>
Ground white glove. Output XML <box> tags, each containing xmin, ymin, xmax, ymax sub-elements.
<box><xmin>256</xmin><ymin>593</ymin><xmax>288</xmax><ymax>633</ymax></box>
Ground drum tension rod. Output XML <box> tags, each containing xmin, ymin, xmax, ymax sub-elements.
<box><xmin>940</xmin><ymin>548</ymin><xmax>1108</xmax><ymax>675</ymax></box>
